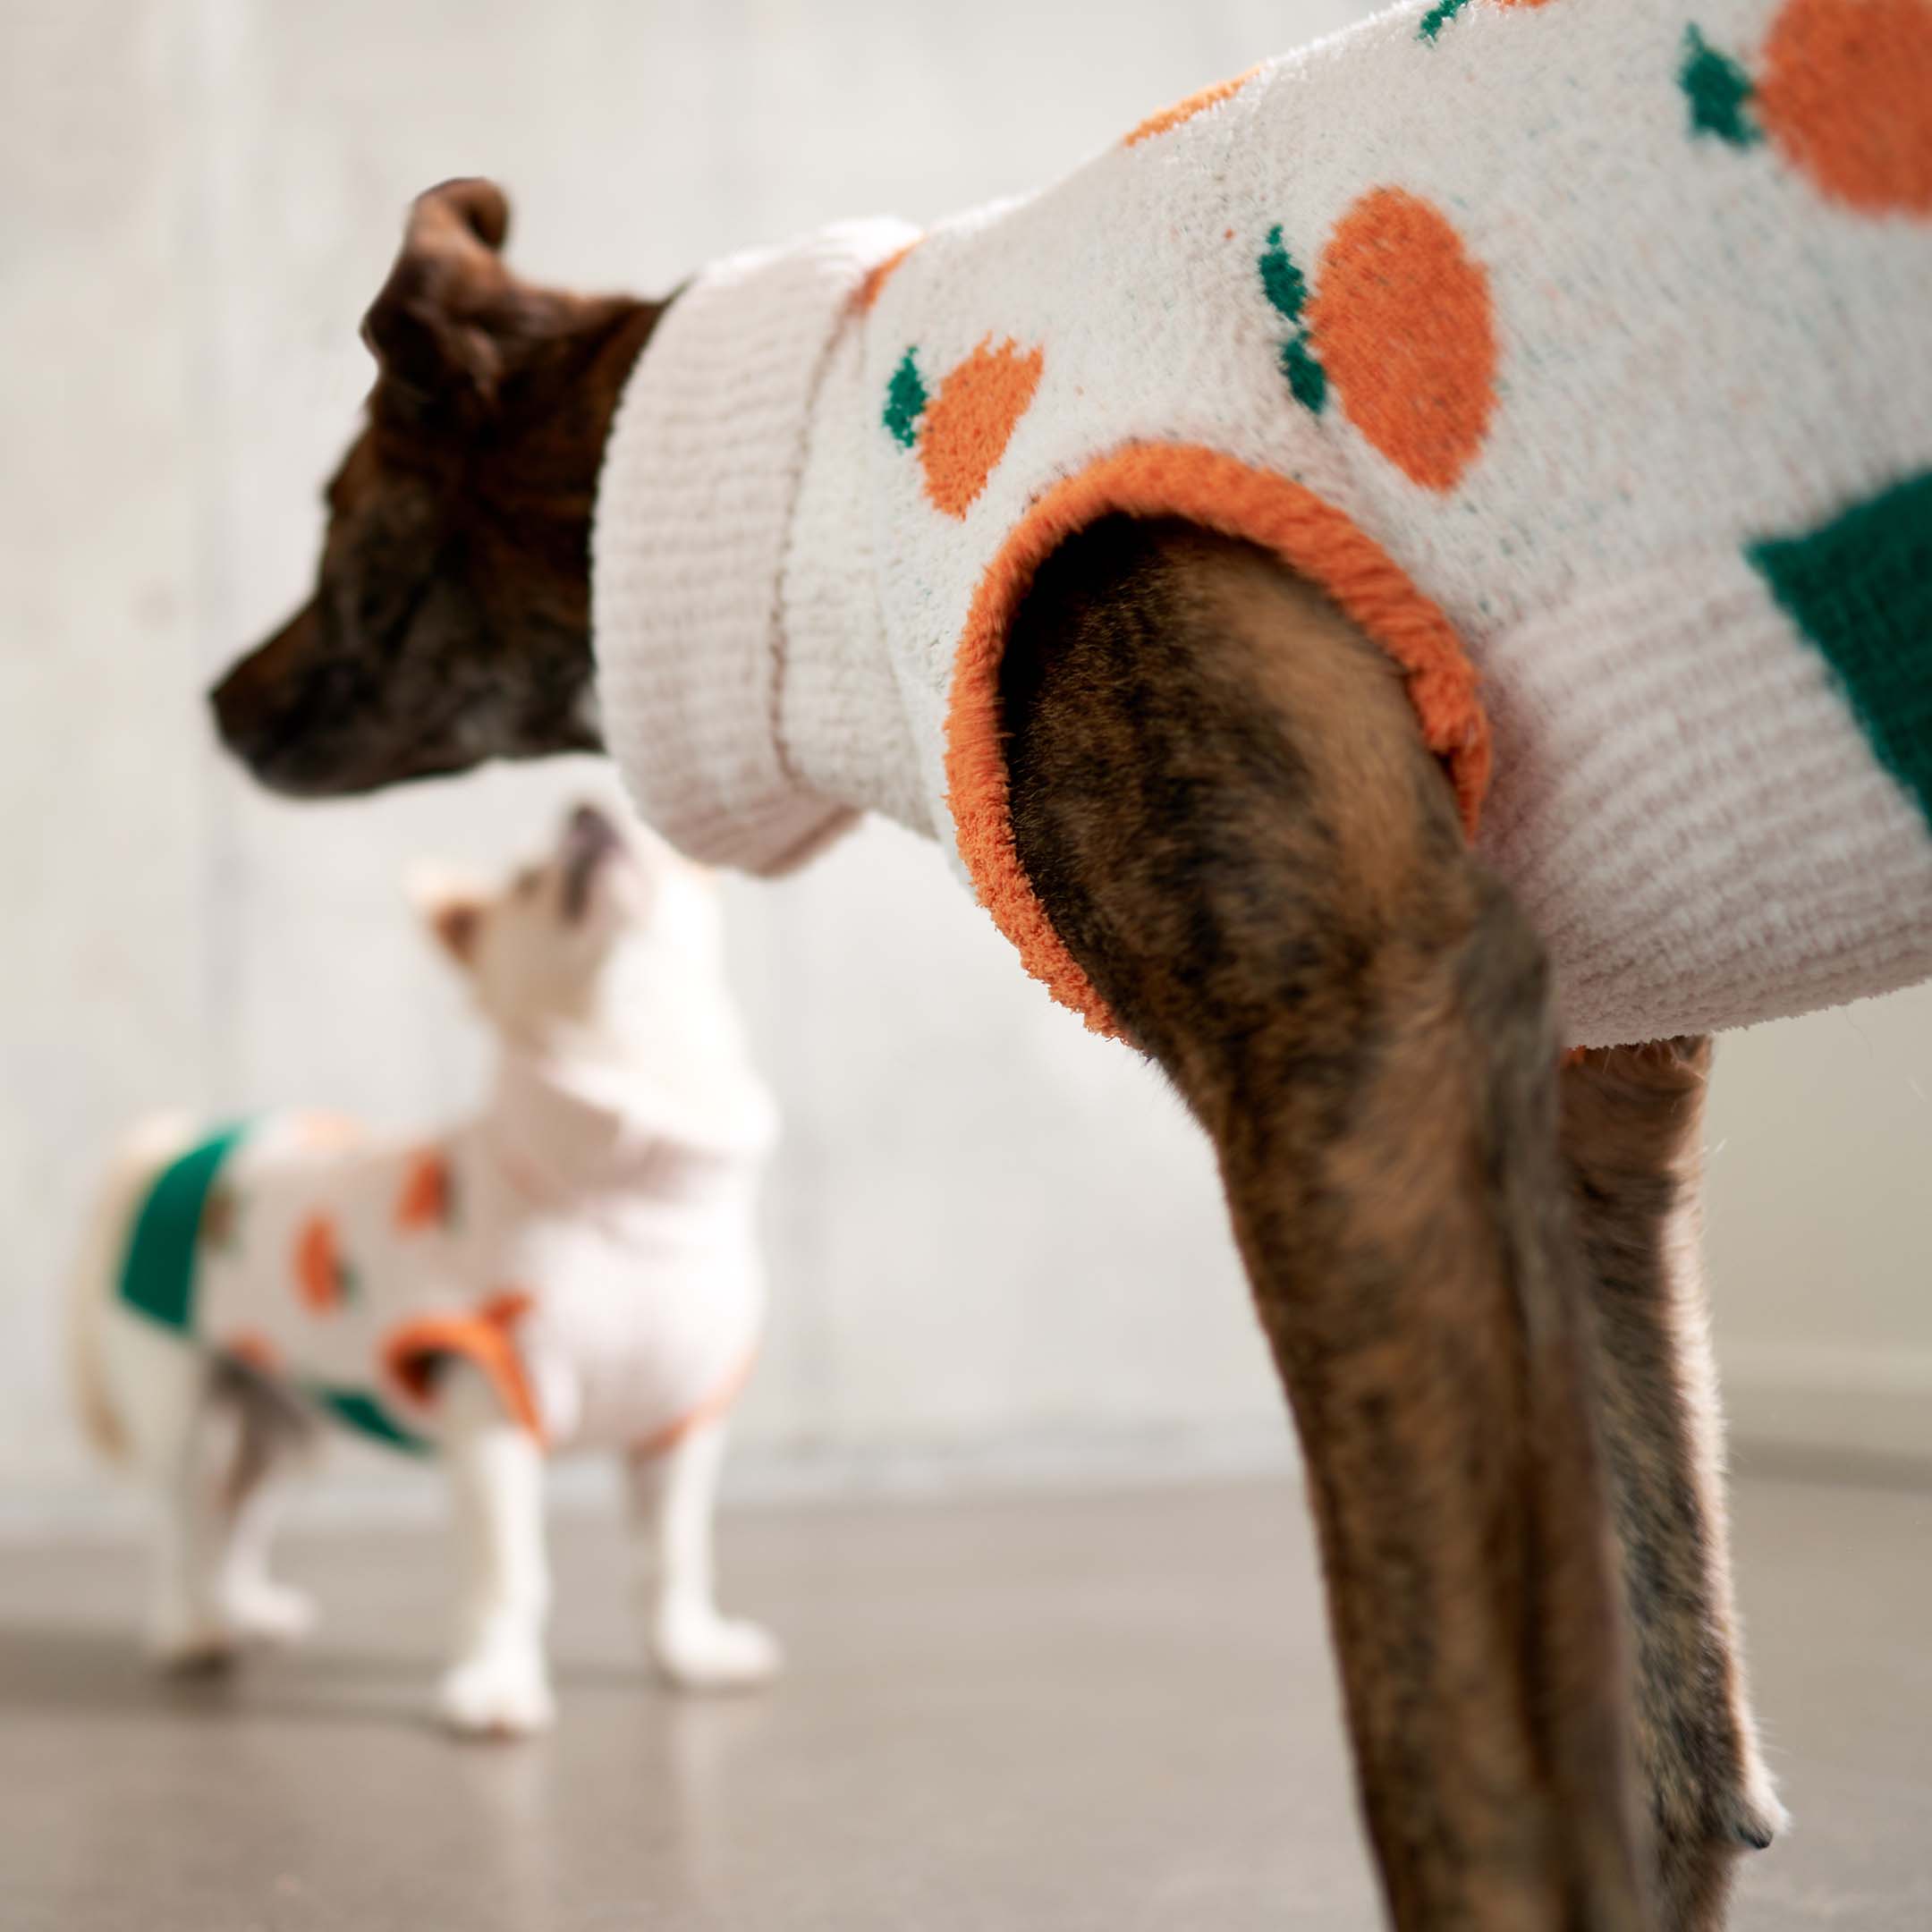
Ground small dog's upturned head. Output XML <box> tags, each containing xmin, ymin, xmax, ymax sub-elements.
<box><xmin>210</xmin><ymin>181</ymin><xmax>661</xmax><ymax>798</ymax></box>
<box><xmin>415</xmin><ymin>801</ymin><xmax>723</xmax><ymax>1050</ymax></box>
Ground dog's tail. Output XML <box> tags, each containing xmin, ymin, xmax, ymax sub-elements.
<box><xmin>67</xmin><ymin>1114</ymin><xmax>196</xmax><ymax>1463</ymax></box>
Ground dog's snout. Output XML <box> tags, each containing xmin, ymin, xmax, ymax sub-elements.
<box><xmin>209</xmin><ymin>603</ymin><xmax>318</xmax><ymax>769</ymax></box>
<box><xmin>208</xmin><ymin>657</ymin><xmax>267</xmax><ymax>758</ymax></box>
<box><xmin>559</xmin><ymin>802</ymin><xmax>623</xmax><ymax>921</ymax></box>
<box><xmin>566</xmin><ymin>802</ymin><xmax>618</xmax><ymax>848</ymax></box>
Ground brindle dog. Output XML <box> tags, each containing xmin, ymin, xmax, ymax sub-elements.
<box><xmin>211</xmin><ymin>181</ymin><xmax>1781</xmax><ymax>1932</ymax></box>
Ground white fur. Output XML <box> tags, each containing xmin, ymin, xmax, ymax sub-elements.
<box><xmin>67</xmin><ymin>1112</ymin><xmax>195</xmax><ymax>1465</ymax></box>
<box><xmin>631</xmin><ymin>1419</ymin><xmax>781</xmax><ymax>1691</ymax></box>
<box><xmin>437</xmin><ymin>1360</ymin><xmax>555</xmax><ymax>1735</ymax></box>
<box><xmin>83</xmin><ymin>1278</ymin><xmax>319</xmax><ymax>1667</ymax></box>
<box><xmin>73</xmin><ymin>810</ymin><xmax>780</xmax><ymax>1733</ymax></box>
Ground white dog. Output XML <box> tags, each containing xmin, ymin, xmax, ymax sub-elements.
<box><xmin>69</xmin><ymin>802</ymin><xmax>781</xmax><ymax>1735</ymax></box>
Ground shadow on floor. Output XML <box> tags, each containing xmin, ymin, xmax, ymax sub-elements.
<box><xmin>0</xmin><ymin>1614</ymin><xmax>690</xmax><ymax>1736</ymax></box>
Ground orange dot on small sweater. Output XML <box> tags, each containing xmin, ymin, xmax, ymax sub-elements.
<box><xmin>1758</xmin><ymin>0</ymin><xmax>1932</xmax><ymax>215</ymax></box>
<box><xmin>1123</xmin><ymin>66</ymin><xmax>1259</xmax><ymax>147</ymax></box>
<box><xmin>394</xmin><ymin>1148</ymin><xmax>451</xmax><ymax>1232</ymax></box>
<box><xmin>855</xmin><ymin>239</ymin><xmax>919</xmax><ymax>312</ymax></box>
<box><xmin>1309</xmin><ymin>188</ymin><xmax>1497</xmax><ymax>492</ymax></box>
<box><xmin>479</xmin><ymin>1288</ymin><xmax>534</xmax><ymax>1330</ymax></box>
<box><xmin>293</xmin><ymin>1214</ymin><xmax>345</xmax><ymax>1315</ymax></box>
<box><xmin>919</xmin><ymin>337</ymin><xmax>1045</xmax><ymax>520</ymax></box>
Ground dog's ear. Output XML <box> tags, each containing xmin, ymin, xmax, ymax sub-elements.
<box><xmin>409</xmin><ymin>867</ymin><xmax>491</xmax><ymax>968</ymax></box>
<box><xmin>361</xmin><ymin>179</ymin><xmax>524</xmax><ymax>421</ymax></box>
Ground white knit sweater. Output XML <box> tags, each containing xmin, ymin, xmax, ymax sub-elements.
<box><xmin>594</xmin><ymin>0</ymin><xmax>1932</xmax><ymax>1048</ymax></box>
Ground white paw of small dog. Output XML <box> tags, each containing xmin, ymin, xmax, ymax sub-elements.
<box><xmin>653</xmin><ymin>1606</ymin><xmax>784</xmax><ymax>1692</ymax></box>
<box><xmin>437</xmin><ymin>1648</ymin><xmax>555</xmax><ymax>1739</ymax></box>
<box><xmin>221</xmin><ymin>1580</ymin><xmax>318</xmax><ymax>1648</ymax></box>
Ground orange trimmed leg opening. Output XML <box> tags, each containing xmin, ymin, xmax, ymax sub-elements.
<box><xmin>943</xmin><ymin>443</ymin><xmax>1489</xmax><ymax>1038</ymax></box>
<box><xmin>382</xmin><ymin>1291</ymin><xmax>546</xmax><ymax>1445</ymax></box>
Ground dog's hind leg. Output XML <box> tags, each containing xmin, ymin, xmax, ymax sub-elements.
<box><xmin>110</xmin><ymin>1324</ymin><xmax>236</xmax><ymax>1669</ymax></box>
<box><xmin>1003</xmin><ymin>517</ymin><xmax>1647</xmax><ymax>1931</ymax></box>
<box><xmin>96</xmin><ymin>1306</ymin><xmax>275</xmax><ymax>1668</ymax></box>
<box><xmin>1562</xmin><ymin>1040</ymin><xmax>1782</xmax><ymax>1928</ymax></box>
<box><xmin>202</xmin><ymin>1359</ymin><xmax>321</xmax><ymax>1648</ymax></box>
<box><xmin>143</xmin><ymin>1357</ymin><xmax>318</xmax><ymax>1666</ymax></box>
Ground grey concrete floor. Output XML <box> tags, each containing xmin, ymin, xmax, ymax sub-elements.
<box><xmin>1</xmin><ymin>1474</ymin><xmax>1928</xmax><ymax>1930</ymax></box>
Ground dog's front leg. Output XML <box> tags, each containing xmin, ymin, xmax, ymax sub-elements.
<box><xmin>1003</xmin><ymin>517</ymin><xmax>1648</xmax><ymax>1930</ymax></box>
<box><xmin>628</xmin><ymin>1419</ymin><xmax>781</xmax><ymax>1692</ymax></box>
<box><xmin>438</xmin><ymin>1361</ymin><xmax>554</xmax><ymax>1737</ymax></box>
<box><xmin>1562</xmin><ymin>1041</ymin><xmax>1783</xmax><ymax>1929</ymax></box>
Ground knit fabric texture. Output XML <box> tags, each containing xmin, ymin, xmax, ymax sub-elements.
<box><xmin>114</xmin><ymin>1060</ymin><xmax>775</xmax><ymax>1457</ymax></box>
<box><xmin>593</xmin><ymin>0</ymin><xmax>1932</xmax><ymax>1048</ymax></box>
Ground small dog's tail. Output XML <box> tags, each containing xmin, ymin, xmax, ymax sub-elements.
<box><xmin>67</xmin><ymin>1114</ymin><xmax>195</xmax><ymax>1463</ymax></box>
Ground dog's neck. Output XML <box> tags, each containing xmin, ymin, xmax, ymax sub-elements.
<box><xmin>479</xmin><ymin>1021</ymin><xmax>774</xmax><ymax>1210</ymax></box>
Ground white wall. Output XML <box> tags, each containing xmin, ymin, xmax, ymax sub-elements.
<box><xmin>1705</xmin><ymin>984</ymin><xmax>1932</xmax><ymax>1466</ymax></box>
<box><xmin>4</xmin><ymin>0</ymin><xmax>1928</xmax><ymax>1523</ymax></box>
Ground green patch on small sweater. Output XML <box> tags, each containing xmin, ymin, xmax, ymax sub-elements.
<box><xmin>883</xmin><ymin>349</ymin><xmax>928</xmax><ymax>449</ymax></box>
<box><xmin>1418</xmin><ymin>0</ymin><xmax>1472</xmax><ymax>41</ymax></box>
<box><xmin>1680</xmin><ymin>26</ymin><xmax>1762</xmax><ymax>148</ymax></box>
<box><xmin>1748</xmin><ymin>470</ymin><xmax>1932</xmax><ymax>834</ymax></box>
<box><xmin>117</xmin><ymin>1125</ymin><xmax>248</xmax><ymax>1334</ymax></box>
<box><xmin>309</xmin><ymin>1386</ymin><xmax>433</xmax><ymax>1456</ymax></box>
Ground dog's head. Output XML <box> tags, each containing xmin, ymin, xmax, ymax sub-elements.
<box><xmin>210</xmin><ymin>181</ymin><xmax>662</xmax><ymax>798</ymax></box>
<box><xmin>415</xmin><ymin>801</ymin><xmax>723</xmax><ymax>1048</ymax></box>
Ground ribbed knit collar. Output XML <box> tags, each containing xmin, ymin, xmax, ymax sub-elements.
<box><xmin>591</xmin><ymin>219</ymin><xmax>918</xmax><ymax>875</ymax></box>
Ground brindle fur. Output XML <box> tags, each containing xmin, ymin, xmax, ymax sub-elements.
<box><xmin>210</xmin><ymin>182</ymin><xmax>1782</xmax><ymax>1931</ymax></box>
<box><xmin>1003</xmin><ymin>521</ymin><xmax>1648</xmax><ymax>1931</ymax></box>
<box><xmin>1561</xmin><ymin>1041</ymin><xmax>1783</xmax><ymax>1928</ymax></box>
<box><xmin>209</xmin><ymin>182</ymin><xmax>659</xmax><ymax>796</ymax></box>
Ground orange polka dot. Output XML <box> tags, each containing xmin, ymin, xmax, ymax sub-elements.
<box><xmin>225</xmin><ymin>1330</ymin><xmax>283</xmax><ymax>1376</ymax></box>
<box><xmin>1308</xmin><ymin>188</ymin><xmax>1497</xmax><ymax>493</ymax></box>
<box><xmin>394</xmin><ymin>1148</ymin><xmax>451</xmax><ymax>1232</ymax></box>
<box><xmin>919</xmin><ymin>337</ymin><xmax>1045</xmax><ymax>520</ymax></box>
<box><xmin>293</xmin><ymin>1214</ymin><xmax>345</xmax><ymax>1315</ymax></box>
<box><xmin>1758</xmin><ymin>0</ymin><xmax>1932</xmax><ymax>215</ymax></box>
<box><xmin>1123</xmin><ymin>66</ymin><xmax>1259</xmax><ymax>147</ymax></box>
<box><xmin>478</xmin><ymin>1288</ymin><xmax>534</xmax><ymax>1329</ymax></box>
<box><xmin>855</xmin><ymin>239</ymin><xmax>919</xmax><ymax>312</ymax></box>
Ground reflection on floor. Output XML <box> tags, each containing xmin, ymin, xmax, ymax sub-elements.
<box><xmin>3</xmin><ymin>1474</ymin><xmax>1928</xmax><ymax>1930</ymax></box>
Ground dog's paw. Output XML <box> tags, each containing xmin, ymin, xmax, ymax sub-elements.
<box><xmin>1726</xmin><ymin>1776</ymin><xmax>1790</xmax><ymax>1852</ymax></box>
<box><xmin>221</xmin><ymin>1580</ymin><xmax>318</xmax><ymax>1648</ymax></box>
<box><xmin>653</xmin><ymin>1607</ymin><xmax>783</xmax><ymax>1693</ymax></box>
<box><xmin>437</xmin><ymin>1648</ymin><xmax>555</xmax><ymax>1740</ymax></box>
